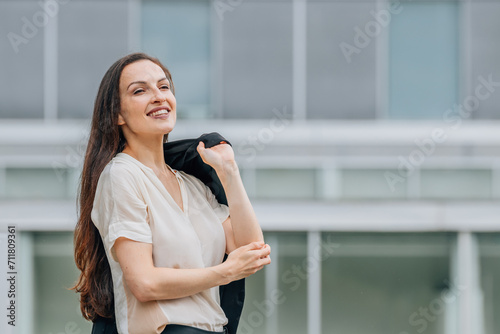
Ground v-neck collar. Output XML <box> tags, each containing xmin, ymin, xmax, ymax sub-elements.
<box><xmin>115</xmin><ymin>152</ymin><xmax>188</xmax><ymax>215</ymax></box>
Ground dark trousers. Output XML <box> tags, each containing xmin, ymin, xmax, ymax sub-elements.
<box><xmin>91</xmin><ymin>317</ymin><xmax>226</xmax><ymax>334</ymax></box>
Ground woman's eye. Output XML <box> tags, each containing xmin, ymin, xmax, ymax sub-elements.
<box><xmin>133</xmin><ymin>89</ymin><xmax>145</xmax><ymax>95</ymax></box>
<box><xmin>160</xmin><ymin>85</ymin><xmax>170</xmax><ymax>90</ymax></box>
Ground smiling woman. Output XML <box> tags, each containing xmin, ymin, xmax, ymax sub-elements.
<box><xmin>72</xmin><ymin>53</ymin><xmax>270</xmax><ymax>334</ymax></box>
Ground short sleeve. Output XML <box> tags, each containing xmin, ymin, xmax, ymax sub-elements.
<box><xmin>204</xmin><ymin>184</ymin><xmax>230</xmax><ymax>223</ymax></box>
<box><xmin>91</xmin><ymin>163</ymin><xmax>152</xmax><ymax>260</ymax></box>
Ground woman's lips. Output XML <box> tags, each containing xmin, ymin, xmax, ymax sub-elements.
<box><xmin>147</xmin><ymin>108</ymin><xmax>170</xmax><ymax>118</ymax></box>
<box><xmin>149</xmin><ymin>112</ymin><xmax>170</xmax><ymax>120</ymax></box>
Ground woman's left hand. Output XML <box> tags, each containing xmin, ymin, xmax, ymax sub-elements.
<box><xmin>196</xmin><ymin>141</ymin><xmax>236</xmax><ymax>174</ymax></box>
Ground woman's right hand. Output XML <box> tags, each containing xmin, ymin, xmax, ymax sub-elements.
<box><xmin>218</xmin><ymin>241</ymin><xmax>271</xmax><ymax>284</ymax></box>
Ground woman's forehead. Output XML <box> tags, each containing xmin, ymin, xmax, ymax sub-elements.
<box><xmin>120</xmin><ymin>60</ymin><xmax>166</xmax><ymax>86</ymax></box>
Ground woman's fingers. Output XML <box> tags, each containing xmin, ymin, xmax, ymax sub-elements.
<box><xmin>256</xmin><ymin>256</ymin><xmax>271</xmax><ymax>268</ymax></box>
<box><xmin>244</xmin><ymin>245</ymin><xmax>271</xmax><ymax>269</ymax></box>
<box><xmin>246</xmin><ymin>241</ymin><xmax>266</xmax><ymax>250</ymax></box>
<box><xmin>247</xmin><ymin>244</ymin><xmax>271</xmax><ymax>258</ymax></box>
<box><xmin>225</xmin><ymin>242</ymin><xmax>272</xmax><ymax>281</ymax></box>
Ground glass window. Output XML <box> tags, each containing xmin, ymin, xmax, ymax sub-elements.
<box><xmin>478</xmin><ymin>233</ymin><xmax>500</xmax><ymax>334</ymax></box>
<box><xmin>66</xmin><ymin>167</ymin><xmax>80</xmax><ymax>199</ymax></box>
<box><xmin>221</xmin><ymin>1</ymin><xmax>293</xmax><ymax>119</ymax></box>
<box><xmin>469</xmin><ymin>2</ymin><xmax>500</xmax><ymax>119</ymax></box>
<box><xmin>240</xmin><ymin>253</ymin><xmax>267</xmax><ymax>333</ymax></box>
<box><xmin>255</xmin><ymin>168</ymin><xmax>317</xmax><ymax>199</ymax></box>
<box><xmin>58</xmin><ymin>0</ymin><xmax>129</xmax><ymax>119</ymax></box>
<box><xmin>274</xmin><ymin>233</ymin><xmax>308</xmax><ymax>334</ymax></box>
<box><xmin>341</xmin><ymin>169</ymin><xmax>407</xmax><ymax>199</ymax></box>
<box><xmin>389</xmin><ymin>1</ymin><xmax>458</xmax><ymax>119</ymax></box>
<box><xmin>420</xmin><ymin>169</ymin><xmax>491</xmax><ymax>200</ymax></box>
<box><xmin>33</xmin><ymin>232</ymin><xmax>92</xmax><ymax>333</ymax></box>
<box><xmin>5</xmin><ymin>167</ymin><xmax>69</xmax><ymax>199</ymax></box>
<box><xmin>142</xmin><ymin>0</ymin><xmax>211</xmax><ymax>119</ymax></box>
<box><xmin>321</xmin><ymin>233</ymin><xmax>454</xmax><ymax>334</ymax></box>
<box><xmin>307</xmin><ymin>1</ymin><xmax>377</xmax><ymax>119</ymax></box>
<box><xmin>0</xmin><ymin>0</ymin><xmax>44</xmax><ymax>118</ymax></box>
<box><xmin>240</xmin><ymin>232</ymin><xmax>308</xmax><ymax>334</ymax></box>
<box><xmin>318</xmin><ymin>168</ymin><xmax>341</xmax><ymax>200</ymax></box>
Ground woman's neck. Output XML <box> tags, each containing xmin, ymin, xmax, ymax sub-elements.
<box><xmin>121</xmin><ymin>136</ymin><xmax>168</xmax><ymax>174</ymax></box>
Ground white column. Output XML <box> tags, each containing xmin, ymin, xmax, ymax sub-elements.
<box><xmin>459</xmin><ymin>0</ymin><xmax>472</xmax><ymax>102</ymax></box>
<box><xmin>19</xmin><ymin>232</ymin><xmax>35</xmax><ymax>334</ymax></box>
<box><xmin>265</xmin><ymin>235</ymin><xmax>279</xmax><ymax>334</ymax></box>
<box><xmin>455</xmin><ymin>232</ymin><xmax>485</xmax><ymax>334</ymax></box>
<box><xmin>43</xmin><ymin>0</ymin><xmax>58</xmax><ymax>121</ymax></box>
<box><xmin>318</xmin><ymin>165</ymin><xmax>341</xmax><ymax>201</ymax></box>
<box><xmin>375</xmin><ymin>0</ymin><xmax>389</xmax><ymax>119</ymax></box>
<box><xmin>292</xmin><ymin>0</ymin><xmax>307</xmax><ymax>121</ymax></box>
<box><xmin>128</xmin><ymin>0</ymin><xmax>141</xmax><ymax>52</ymax></box>
<box><xmin>445</xmin><ymin>237</ymin><xmax>459</xmax><ymax>334</ymax></box>
<box><xmin>211</xmin><ymin>0</ymin><xmax>224</xmax><ymax>118</ymax></box>
<box><xmin>307</xmin><ymin>231</ymin><xmax>321</xmax><ymax>334</ymax></box>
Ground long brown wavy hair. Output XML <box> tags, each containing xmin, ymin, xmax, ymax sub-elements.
<box><xmin>72</xmin><ymin>52</ymin><xmax>175</xmax><ymax>321</ymax></box>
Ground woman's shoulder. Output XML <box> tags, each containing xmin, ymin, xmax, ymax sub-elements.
<box><xmin>99</xmin><ymin>153</ymin><xmax>146</xmax><ymax>187</ymax></box>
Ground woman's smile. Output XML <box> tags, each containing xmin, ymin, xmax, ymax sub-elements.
<box><xmin>147</xmin><ymin>106</ymin><xmax>171</xmax><ymax>119</ymax></box>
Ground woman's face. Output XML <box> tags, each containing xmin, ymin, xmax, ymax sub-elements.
<box><xmin>118</xmin><ymin>59</ymin><xmax>176</xmax><ymax>141</ymax></box>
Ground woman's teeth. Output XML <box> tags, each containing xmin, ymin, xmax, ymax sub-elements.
<box><xmin>148</xmin><ymin>109</ymin><xmax>169</xmax><ymax>117</ymax></box>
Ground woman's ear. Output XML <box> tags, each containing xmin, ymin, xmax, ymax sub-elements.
<box><xmin>117</xmin><ymin>113</ymin><xmax>125</xmax><ymax>126</ymax></box>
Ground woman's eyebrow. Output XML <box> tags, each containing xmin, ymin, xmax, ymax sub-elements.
<box><xmin>127</xmin><ymin>77</ymin><xmax>168</xmax><ymax>90</ymax></box>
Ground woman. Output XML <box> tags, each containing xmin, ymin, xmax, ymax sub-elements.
<box><xmin>73</xmin><ymin>52</ymin><xmax>271</xmax><ymax>334</ymax></box>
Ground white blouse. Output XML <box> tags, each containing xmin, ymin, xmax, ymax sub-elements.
<box><xmin>91</xmin><ymin>152</ymin><xmax>230</xmax><ymax>334</ymax></box>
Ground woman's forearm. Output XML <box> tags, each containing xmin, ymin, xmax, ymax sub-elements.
<box><xmin>139</xmin><ymin>265</ymin><xmax>228</xmax><ymax>302</ymax></box>
<box><xmin>120</xmin><ymin>241</ymin><xmax>270</xmax><ymax>302</ymax></box>
<box><xmin>216</xmin><ymin>161</ymin><xmax>264</xmax><ymax>246</ymax></box>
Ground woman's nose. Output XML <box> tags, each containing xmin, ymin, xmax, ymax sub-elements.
<box><xmin>152</xmin><ymin>88</ymin><xmax>167</xmax><ymax>103</ymax></box>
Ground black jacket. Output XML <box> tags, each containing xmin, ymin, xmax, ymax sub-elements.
<box><xmin>164</xmin><ymin>132</ymin><xmax>245</xmax><ymax>334</ymax></box>
<box><xmin>92</xmin><ymin>132</ymin><xmax>245</xmax><ymax>334</ymax></box>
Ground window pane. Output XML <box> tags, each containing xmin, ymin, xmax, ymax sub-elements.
<box><xmin>58</xmin><ymin>0</ymin><xmax>129</xmax><ymax>118</ymax></box>
<box><xmin>307</xmin><ymin>1</ymin><xmax>377</xmax><ymax>119</ymax></box>
<box><xmin>469</xmin><ymin>2</ymin><xmax>500</xmax><ymax>119</ymax></box>
<box><xmin>5</xmin><ymin>168</ymin><xmax>68</xmax><ymax>199</ymax></box>
<box><xmin>275</xmin><ymin>233</ymin><xmax>307</xmax><ymax>334</ymax></box>
<box><xmin>33</xmin><ymin>232</ymin><xmax>92</xmax><ymax>333</ymax></box>
<box><xmin>0</xmin><ymin>0</ymin><xmax>44</xmax><ymax>118</ymax></box>
<box><xmin>389</xmin><ymin>2</ymin><xmax>458</xmax><ymax>119</ymax></box>
<box><xmin>322</xmin><ymin>233</ymin><xmax>453</xmax><ymax>334</ymax></box>
<box><xmin>240</xmin><ymin>232</ymin><xmax>307</xmax><ymax>334</ymax></box>
<box><xmin>222</xmin><ymin>1</ymin><xmax>293</xmax><ymax>119</ymax></box>
<box><xmin>478</xmin><ymin>233</ymin><xmax>500</xmax><ymax>334</ymax></box>
<box><xmin>420</xmin><ymin>169</ymin><xmax>491</xmax><ymax>200</ymax></box>
<box><xmin>142</xmin><ymin>0</ymin><xmax>211</xmax><ymax>119</ymax></box>
<box><xmin>255</xmin><ymin>168</ymin><xmax>316</xmax><ymax>199</ymax></box>
<box><xmin>341</xmin><ymin>169</ymin><xmax>407</xmax><ymax>199</ymax></box>
<box><xmin>240</xmin><ymin>254</ymin><xmax>267</xmax><ymax>333</ymax></box>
